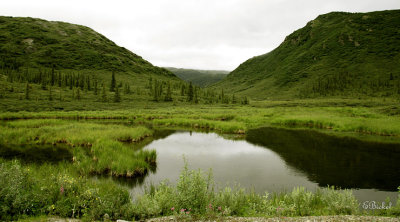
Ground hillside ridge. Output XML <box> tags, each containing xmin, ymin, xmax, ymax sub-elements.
<box><xmin>0</xmin><ymin>16</ymin><xmax>174</xmax><ymax>77</ymax></box>
<box><xmin>214</xmin><ymin>10</ymin><xmax>400</xmax><ymax>99</ymax></box>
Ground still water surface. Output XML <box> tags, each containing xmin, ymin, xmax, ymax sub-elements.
<box><xmin>130</xmin><ymin>127</ymin><xmax>400</xmax><ymax>205</ymax></box>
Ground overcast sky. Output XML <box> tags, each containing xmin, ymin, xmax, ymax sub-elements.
<box><xmin>1</xmin><ymin>0</ymin><xmax>399</xmax><ymax>70</ymax></box>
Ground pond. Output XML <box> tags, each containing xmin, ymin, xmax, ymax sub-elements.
<box><xmin>129</xmin><ymin>127</ymin><xmax>400</xmax><ymax>205</ymax></box>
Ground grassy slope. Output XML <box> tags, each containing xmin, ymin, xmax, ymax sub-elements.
<box><xmin>0</xmin><ymin>16</ymin><xmax>177</xmax><ymax>81</ymax></box>
<box><xmin>214</xmin><ymin>10</ymin><xmax>400</xmax><ymax>99</ymax></box>
<box><xmin>166</xmin><ymin>67</ymin><xmax>229</xmax><ymax>87</ymax></box>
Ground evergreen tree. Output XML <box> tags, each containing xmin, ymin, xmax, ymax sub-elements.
<box><xmin>58</xmin><ymin>72</ymin><xmax>62</xmax><ymax>87</ymax></box>
<box><xmin>87</xmin><ymin>76</ymin><xmax>91</xmax><ymax>91</ymax></box>
<box><xmin>153</xmin><ymin>80</ymin><xmax>159</xmax><ymax>101</ymax></box>
<box><xmin>124</xmin><ymin>83</ymin><xmax>131</xmax><ymax>94</ymax></box>
<box><xmin>242</xmin><ymin>96</ymin><xmax>249</xmax><ymax>105</ymax></box>
<box><xmin>187</xmin><ymin>82</ymin><xmax>194</xmax><ymax>102</ymax></box>
<box><xmin>101</xmin><ymin>84</ymin><xmax>107</xmax><ymax>102</ymax></box>
<box><xmin>49</xmin><ymin>87</ymin><xmax>53</xmax><ymax>101</ymax></box>
<box><xmin>25</xmin><ymin>82</ymin><xmax>30</xmax><ymax>100</ymax></box>
<box><xmin>51</xmin><ymin>65</ymin><xmax>55</xmax><ymax>86</ymax></box>
<box><xmin>41</xmin><ymin>78</ymin><xmax>47</xmax><ymax>90</ymax></box>
<box><xmin>181</xmin><ymin>84</ymin><xmax>185</xmax><ymax>96</ymax></box>
<box><xmin>110</xmin><ymin>71</ymin><xmax>116</xmax><ymax>92</ymax></box>
<box><xmin>164</xmin><ymin>82</ymin><xmax>172</xmax><ymax>101</ymax></box>
<box><xmin>148</xmin><ymin>77</ymin><xmax>153</xmax><ymax>90</ymax></box>
<box><xmin>114</xmin><ymin>86</ymin><xmax>121</xmax><ymax>103</ymax></box>
<box><xmin>94</xmin><ymin>80</ymin><xmax>98</xmax><ymax>95</ymax></box>
<box><xmin>76</xmin><ymin>88</ymin><xmax>81</xmax><ymax>100</ymax></box>
<box><xmin>194</xmin><ymin>87</ymin><xmax>199</xmax><ymax>104</ymax></box>
<box><xmin>232</xmin><ymin>94</ymin><xmax>237</xmax><ymax>104</ymax></box>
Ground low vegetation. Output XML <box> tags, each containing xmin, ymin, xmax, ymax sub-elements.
<box><xmin>1</xmin><ymin>104</ymin><xmax>400</xmax><ymax>140</ymax></box>
<box><xmin>1</xmin><ymin>160</ymin><xmax>399</xmax><ymax>221</ymax></box>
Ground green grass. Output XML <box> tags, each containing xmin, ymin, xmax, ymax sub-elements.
<box><xmin>0</xmin><ymin>119</ymin><xmax>156</xmax><ymax>177</ymax></box>
<box><xmin>2</xmin><ymin>104</ymin><xmax>400</xmax><ymax>142</ymax></box>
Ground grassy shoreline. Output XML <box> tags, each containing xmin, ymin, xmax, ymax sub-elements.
<box><xmin>0</xmin><ymin>119</ymin><xmax>156</xmax><ymax>177</ymax></box>
<box><xmin>1</xmin><ymin>104</ymin><xmax>400</xmax><ymax>220</ymax></box>
<box><xmin>1</xmin><ymin>105</ymin><xmax>400</xmax><ymax>141</ymax></box>
<box><xmin>1</xmin><ymin>160</ymin><xmax>399</xmax><ymax>221</ymax></box>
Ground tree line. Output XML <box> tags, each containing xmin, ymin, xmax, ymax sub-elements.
<box><xmin>0</xmin><ymin>66</ymin><xmax>250</xmax><ymax>105</ymax></box>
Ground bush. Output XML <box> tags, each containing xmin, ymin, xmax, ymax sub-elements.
<box><xmin>133</xmin><ymin>161</ymin><xmax>360</xmax><ymax>219</ymax></box>
<box><xmin>0</xmin><ymin>159</ymin><xmax>135</xmax><ymax>221</ymax></box>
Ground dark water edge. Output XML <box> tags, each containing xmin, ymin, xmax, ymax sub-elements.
<box><xmin>0</xmin><ymin>143</ymin><xmax>72</xmax><ymax>164</ymax></box>
<box><xmin>246</xmin><ymin>127</ymin><xmax>400</xmax><ymax>192</ymax></box>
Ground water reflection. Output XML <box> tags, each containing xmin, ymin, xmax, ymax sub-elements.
<box><xmin>246</xmin><ymin>127</ymin><xmax>400</xmax><ymax>191</ymax></box>
<box><xmin>135</xmin><ymin>131</ymin><xmax>318</xmax><ymax>194</ymax></box>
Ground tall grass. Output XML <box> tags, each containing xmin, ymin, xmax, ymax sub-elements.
<box><xmin>133</xmin><ymin>162</ymin><xmax>362</xmax><ymax>219</ymax></box>
<box><xmin>2</xmin><ymin>105</ymin><xmax>400</xmax><ymax>139</ymax></box>
<box><xmin>0</xmin><ymin>120</ymin><xmax>156</xmax><ymax>177</ymax></box>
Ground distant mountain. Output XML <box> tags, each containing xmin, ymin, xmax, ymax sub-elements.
<box><xmin>214</xmin><ymin>10</ymin><xmax>400</xmax><ymax>99</ymax></box>
<box><xmin>165</xmin><ymin>67</ymin><xmax>229</xmax><ymax>87</ymax></box>
<box><xmin>0</xmin><ymin>16</ymin><xmax>174</xmax><ymax>77</ymax></box>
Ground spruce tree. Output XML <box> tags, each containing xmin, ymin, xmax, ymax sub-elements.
<box><xmin>49</xmin><ymin>87</ymin><xmax>53</xmax><ymax>101</ymax></box>
<box><xmin>187</xmin><ymin>82</ymin><xmax>194</xmax><ymax>102</ymax></box>
<box><xmin>153</xmin><ymin>80</ymin><xmax>159</xmax><ymax>101</ymax></box>
<box><xmin>58</xmin><ymin>72</ymin><xmax>62</xmax><ymax>87</ymax></box>
<box><xmin>110</xmin><ymin>71</ymin><xmax>116</xmax><ymax>92</ymax></box>
<box><xmin>87</xmin><ymin>76</ymin><xmax>91</xmax><ymax>91</ymax></box>
<box><xmin>101</xmin><ymin>84</ymin><xmax>107</xmax><ymax>102</ymax></box>
<box><xmin>114</xmin><ymin>86</ymin><xmax>121</xmax><ymax>103</ymax></box>
<box><xmin>232</xmin><ymin>94</ymin><xmax>237</xmax><ymax>104</ymax></box>
<box><xmin>194</xmin><ymin>87</ymin><xmax>198</xmax><ymax>104</ymax></box>
<box><xmin>25</xmin><ymin>82</ymin><xmax>30</xmax><ymax>100</ymax></box>
<box><xmin>164</xmin><ymin>82</ymin><xmax>172</xmax><ymax>101</ymax></box>
<box><xmin>181</xmin><ymin>84</ymin><xmax>185</xmax><ymax>96</ymax></box>
<box><xmin>76</xmin><ymin>88</ymin><xmax>81</xmax><ymax>100</ymax></box>
<box><xmin>94</xmin><ymin>80</ymin><xmax>98</xmax><ymax>95</ymax></box>
<box><xmin>51</xmin><ymin>65</ymin><xmax>55</xmax><ymax>86</ymax></box>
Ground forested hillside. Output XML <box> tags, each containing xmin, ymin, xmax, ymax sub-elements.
<box><xmin>165</xmin><ymin>67</ymin><xmax>229</xmax><ymax>87</ymax></box>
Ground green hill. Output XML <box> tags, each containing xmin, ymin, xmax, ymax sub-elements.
<box><xmin>165</xmin><ymin>67</ymin><xmax>229</xmax><ymax>87</ymax></box>
<box><xmin>214</xmin><ymin>10</ymin><xmax>400</xmax><ymax>99</ymax></box>
<box><xmin>0</xmin><ymin>16</ymin><xmax>174</xmax><ymax>77</ymax></box>
<box><xmin>0</xmin><ymin>16</ymin><xmax>190</xmax><ymax>111</ymax></box>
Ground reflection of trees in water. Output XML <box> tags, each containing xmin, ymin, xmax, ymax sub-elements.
<box><xmin>0</xmin><ymin>144</ymin><xmax>72</xmax><ymax>163</ymax></box>
<box><xmin>246</xmin><ymin>127</ymin><xmax>400</xmax><ymax>191</ymax></box>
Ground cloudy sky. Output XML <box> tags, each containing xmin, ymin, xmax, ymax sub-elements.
<box><xmin>1</xmin><ymin>0</ymin><xmax>399</xmax><ymax>70</ymax></box>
